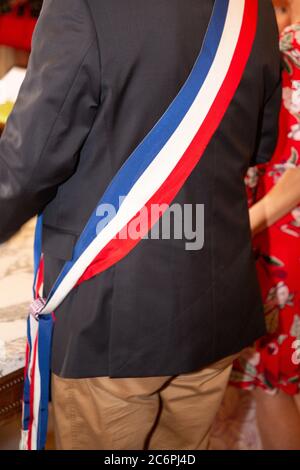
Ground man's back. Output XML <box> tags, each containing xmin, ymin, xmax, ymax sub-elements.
<box><xmin>0</xmin><ymin>0</ymin><xmax>281</xmax><ymax>378</ymax></box>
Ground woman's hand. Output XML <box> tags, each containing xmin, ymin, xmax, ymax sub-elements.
<box><xmin>249</xmin><ymin>167</ymin><xmax>300</xmax><ymax>237</ymax></box>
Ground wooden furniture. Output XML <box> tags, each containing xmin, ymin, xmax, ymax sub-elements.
<box><xmin>0</xmin><ymin>369</ymin><xmax>24</xmax><ymax>426</ymax></box>
<box><xmin>0</xmin><ymin>46</ymin><xmax>29</xmax><ymax>78</ymax></box>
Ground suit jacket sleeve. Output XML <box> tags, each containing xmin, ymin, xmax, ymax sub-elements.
<box><xmin>252</xmin><ymin>0</ymin><xmax>282</xmax><ymax>166</ymax></box>
<box><xmin>0</xmin><ymin>0</ymin><xmax>100</xmax><ymax>243</ymax></box>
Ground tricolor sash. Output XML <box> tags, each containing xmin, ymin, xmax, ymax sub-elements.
<box><xmin>21</xmin><ymin>0</ymin><xmax>258</xmax><ymax>450</ymax></box>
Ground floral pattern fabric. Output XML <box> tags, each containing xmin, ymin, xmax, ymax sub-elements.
<box><xmin>231</xmin><ymin>24</ymin><xmax>300</xmax><ymax>396</ymax></box>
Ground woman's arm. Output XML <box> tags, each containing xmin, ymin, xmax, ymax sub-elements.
<box><xmin>250</xmin><ymin>167</ymin><xmax>300</xmax><ymax>236</ymax></box>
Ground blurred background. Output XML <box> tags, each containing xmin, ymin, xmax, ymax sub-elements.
<box><xmin>0</xmin><ymin>0</ymin><xmax>43</xmax><ymax>452</ymax></box>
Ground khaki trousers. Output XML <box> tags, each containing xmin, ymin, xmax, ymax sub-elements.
<box><xmin>52</xmin><ymin>354</ymin><xmax>237</xmax><ymax>450</ymax></box>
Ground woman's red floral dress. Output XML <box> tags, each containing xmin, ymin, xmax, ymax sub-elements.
<box><xmin>231</xmin><ymin>24</ymin><xmax>300</xmax><ymax>396</ymax></box>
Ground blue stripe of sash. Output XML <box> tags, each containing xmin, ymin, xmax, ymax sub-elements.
<box><xmin>22</xmin><ymin>317</ymin><xmax>32</xmax><ymax>432</ymax></box>
<box><xmin>33</xmin><ymin>214</ymin><xmax>43</xmax><ymax>295</ymax></box>
<box><xmin>37</xmin><ymin>315</ymin><xmax>54</xmax><ymax>450</ymax></box>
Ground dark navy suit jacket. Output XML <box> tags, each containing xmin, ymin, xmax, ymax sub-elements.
<box><xmin>0</xmin><ymin>0</ymin><xmax>281</xmax><ymax>378</ymax></box>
